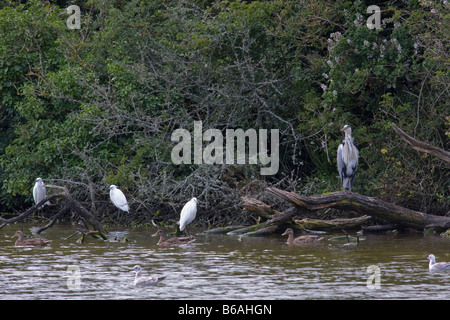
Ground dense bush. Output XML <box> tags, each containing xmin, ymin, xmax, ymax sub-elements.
<box><xmin>0</xmin><ymin>0</ymin><xmax>448</xmax><ymax>225</ymax></box>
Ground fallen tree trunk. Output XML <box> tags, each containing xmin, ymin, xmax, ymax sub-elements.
<box><xmin>241</xmin><ymin>197</ymin><xmax>281</xmax><ymax>218</ymax></box>
<box><xmin>267</xmin><ymin>187</ymin><xmax>450</xmax><ymax>230</ymax></box>
<box><xmin>229</xmin><ymin>187</ymin><xmax>450</xmax><ymax>236</ymax></box>
<box><xmin>232</xmin><ymin>206</ymin><xmax>297</xmax><ymax>235</ymax></box>
<box><xmin>224</xmin><ymin>195</ymin><xmax>373</xmax><ymax>236</ymax></box>
<box><xmin>294</xmin><ymin>215</ymin><xmax>372</xmax><ymax>231</ymax></box>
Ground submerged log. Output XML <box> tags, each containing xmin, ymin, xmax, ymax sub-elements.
<box><xmin>294</xmin><ymin>215</ymin><xmax>372</xmax><ymax>231</ymax></box>
<box><xmin>202</xmin><ymin>225</ymin><xmax>248</xmax><ymax>234</ymax></box>
<box><xmin>267</xmin><ymin>187</ymin><xmax>450</xmax><ymax>230</ymax></box>
<box><xmin>362</xmin><ymin>224</ymin><xmax>398</xmax><ymax>233</ymax></box>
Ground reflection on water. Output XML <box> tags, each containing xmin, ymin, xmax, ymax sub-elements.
<box><xmin>0</xmin><ymin>223</ymin><xmax>449</xmax><ymax>299</ymax></box>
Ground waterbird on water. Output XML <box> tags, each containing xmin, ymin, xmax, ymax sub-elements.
<box><xmin>282</xmin><ymin>228</ymin><xmax>323</xmax><ymax>245</ymax></box>
<box><xmin>152</xmin><ymin>229</ymin><xmax>196</xmax><ymax>246</ymax></box>
<box><xmin>132</xmin><ymin>265</ymin><xmax>166</xmax><ymax>286</ymax></box>
<box><xmin>178</xmin><ymin>197</ymin><xmax>198</xmax><ymax>236</ymax></box>
<box><xmin>337</xmin><ymin>125</ymin><xmax>359</xmax><ymax>192</ymax></box>
<box><xmin>11</xmin><ymin>230</ymin><xmax>52</xmax><ymax>247</ymax></box>
<box><xmin>427</xmin><ymin>254</ymin><xmax>450</xmax><ymax>272</ymax></box>
<box><xmin>109</xmin><ymin>185</ymin><xmax>129</xmax><ymax>213</ymax></box>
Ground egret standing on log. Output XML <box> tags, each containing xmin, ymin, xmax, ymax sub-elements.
<box><xmin>33</xmin><ymin>178</ymin><xmax>50</xmax><ymax>208</ymax></box>
<box><xmin>337</xmin><ymin>125</ymin><xmax>359</xmax><ymax>192</ymax></box>
<box><xmin>178</xmin><ymin>197</ymin><xmax>198</xmax><ymax>236</ymax></box>
<box><xmin>109</xmin><ymin>185</ymin><xmax>129</xmax><ymax>215</ymax></box>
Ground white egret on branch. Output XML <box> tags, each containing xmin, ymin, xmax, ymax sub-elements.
<box><xmin>337</xmin><ymin>125</ymin><xmax>359</xmax><ymax>192</ymax></box>
<box><xmin>33</xmin><ymin>178</ymin><xmax>50</xmax><ymax>208</ymax></box>
<box><xmin>178</xmin><ymin>197</ymin><xmax>198</xmax><ymax>235</ymax></box>
<box><xmin>109</xmin><ymin>185</ymin><xmax>129</xmax><ymax>213</ymax></box>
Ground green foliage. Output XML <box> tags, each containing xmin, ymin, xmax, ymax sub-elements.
<box><xmin>0</xmin><ymin>0</ymin><xmax>447</xmax><ymax>220</ymax></box>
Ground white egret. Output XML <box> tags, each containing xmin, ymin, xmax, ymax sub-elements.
<box><xmin>178</xmin><ymin>197</ymin><xmax>198</xmax><ymax>235</ymax></box>
<box><xmin>109</xmin><ymin>185</ymin><xmax>129</xmax><ymax>213</ymax></box>
<box><xmin>132</xmin><ymin>265</ymin><xmax>166</xmax><ymax>286</ymax></box>
<box><xmin>33</xmin><ymin>178</ymin><xmax>50</xmax><ymax>208</ymax></box>
<box><xmin>337</xmin><ymin>125</ymin><xmax>359</xmax><ymax>192</ymax></box>
<box><xmin>427</xmin><ymin>254</ymin><xmax>450</xmax><ymax>272</ymax></box>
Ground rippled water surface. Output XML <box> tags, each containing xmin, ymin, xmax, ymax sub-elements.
<box><xmin>1</xmin><ymin>223</ymin><xmax>449</xmax><ymax>299</ymax></box>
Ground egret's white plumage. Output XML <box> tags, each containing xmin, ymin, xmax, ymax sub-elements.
<box><xmin>132</xmin><ymin>265</ymin><xmax>166</xmax><ymax>286</ymax></box>
<box><xmin>109</xmin><ymin>185</ymin><xmax>129</xmax><ymax>213</ymax></box>
<box><xmin>337</xmin><ymin>125</ymin><xmax>359</xmax><ymax>192</ymax></box>
<box><xmin>33</xmin><ymin>178</ymin><xmax>50</xmax><ymax>208</ymax></box>
<box><xmin>178</xmin><ymin>197</ymin><xmax>198</xmax><ymax>234</ymax></box>
<box><xmin>428</xmin><ymin>254</ymin><xmax>450</xmax><ymax>272</ymax></box>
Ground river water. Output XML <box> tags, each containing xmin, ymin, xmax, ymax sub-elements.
<box><xmin>0</xmin><ymin>222</ymin><xmax>448</xmax><ymax>300</ymax></box>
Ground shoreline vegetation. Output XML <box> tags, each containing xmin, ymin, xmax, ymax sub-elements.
<box><xmin>0</xmin><ymin>1</ymin><xmax>448</xmax><ymax>234</ymax></box>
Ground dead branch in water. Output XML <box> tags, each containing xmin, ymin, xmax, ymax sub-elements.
<box><xmin>0</xmin><ymin>184</ymin><xmax>107</xmax><ymax>239</ymax></box>
<box><xmin>226</xmin><ymin>187</ymin><xmax>450</xmax><ymax>237</ymax></box>
<box><xmin>266</xmin><ymin>187</ymin><xmax>450</xmax><ymax>230</ymax></box>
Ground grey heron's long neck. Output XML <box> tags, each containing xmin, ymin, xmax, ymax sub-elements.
<box><xmin>344</xmin><ymin>132</ymin><xmax>354</xmax><ymax>151</ymax></box>
<box><xmin>345</xmin><ymin>131</ymin><xmax>352</xmax><ymax>142</ymax></box>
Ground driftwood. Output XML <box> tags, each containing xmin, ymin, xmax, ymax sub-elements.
<box><xmin>241</xmin><ymin>197</ymin><xmax>281</xmax><ymax>218</ymax></box>
<box><xmin>294</xmin><ymin>215</ymin><xmax>372</xmax><ymax>231</ymax></box>
<box><xmin>227</xmin><ymin>207</ymin><xmax>297</xmax><ymax>236</ymax></box>
<box><xmin>267</xmin><ymin>187</ymin><xmax>450</xmax><ymax>230</ymax></box>
<box><xmin>392</xmin><ymin>123</ymin><xmax>450</xmax><ymax>163</ymax></box>
<box><xmin>227</xmin><ymin>186</ymin><xmax>450</xmax><ymax>236</ymax></box>
<box><xmin>0</xmin><ymin>184</ymin><xmax>107</xmax><ymax>240</ymax></box>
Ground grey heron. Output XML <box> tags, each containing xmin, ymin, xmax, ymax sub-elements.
<box><xmin>178</xmin><ymin>197</ymin><xmax>198</xmax><ymax>235</ymax></box>
<box><xmin>337</xmin><ymin>125</ymin><xmax>359</xmax><ymax>192</ymax></box>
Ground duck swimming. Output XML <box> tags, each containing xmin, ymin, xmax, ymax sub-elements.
<box><xmin>282</xmin><ymin>228</ymin><xmax>323</xmax><ymax>245</ymax></box>
<box><xmin>11</xmin><ymin>230</ymin><xmax>52</xmax><ymax>247</ymax></box>
<box><xmin>427</xmin><ymin>254</ymin><xmax>450</xmax><ymax>272</ymax></box>
<box><xmin>132</xmin><ymin>265</ymin><xmax>166</xmax><ymax>286</ymax></box>
<box><xmin>152</xmin><ymin>230</ymin><xmax>195</xmax><ymax>246</ymax></box>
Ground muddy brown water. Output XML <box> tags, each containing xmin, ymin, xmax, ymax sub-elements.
<box><xmin>0</xmin><ymin>222</ymin><xmax>449</xmax><ymax>299</ymax></box>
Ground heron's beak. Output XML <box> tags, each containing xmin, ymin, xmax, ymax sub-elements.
<box><xmin>152</xmin><ymin>231</ymin><xmax>159</xmax><ymax>237</ymax></box>
<box><xmin>340</xmin><ymin>127</ymin><xmax>345</xmax><ymax>132</ymax></box>
<box><xmin>281</xmin><ymin>231</ymin><xmax>287</xmax><ymax>236</ymax></box>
